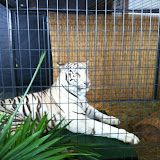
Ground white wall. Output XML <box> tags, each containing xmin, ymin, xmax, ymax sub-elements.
<box><xmin>129</xmin><ymin>0</ymin><xmax>159</xmax><ymax>10</ymax></box>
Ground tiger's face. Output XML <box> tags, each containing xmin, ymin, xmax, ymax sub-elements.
<box><xmin>57</xmin><ymin>61</ymin><xmax>91</xmax><ymax>91</ymax></box>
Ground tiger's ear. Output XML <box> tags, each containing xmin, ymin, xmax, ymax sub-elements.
<box><xmin>57</xmin><ymin>62</ymin><xmax>66</xmax><ymax>69</ymax></box>
<box><xmin>82</xmin><ymin>60</ymin><xmax>89</xmax><ymax>65</ymax></box>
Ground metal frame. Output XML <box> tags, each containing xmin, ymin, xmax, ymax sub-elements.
<box><xmin>0</xmin><ymin>0</ymin><xmax>160</xmax><ymax>159</ymax></box>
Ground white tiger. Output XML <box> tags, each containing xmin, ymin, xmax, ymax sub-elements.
<box><xmin>0</xmin><ymin>61</ymin><xmax>140</xmax><ymax>144</ymax></box>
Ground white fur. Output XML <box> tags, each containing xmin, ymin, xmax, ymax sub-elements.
<box><xmin>0</xmin><ymin>61</ymin><xmax>140</xmax><ymax>144</ymax></box>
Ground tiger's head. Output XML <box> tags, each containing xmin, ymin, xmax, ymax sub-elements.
<box><xmin>57</xmin><ymin>61</ymin><xmax>91</xmax><ymax>94</ymax></box>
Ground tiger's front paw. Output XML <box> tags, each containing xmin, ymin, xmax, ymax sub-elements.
<box><xmin>103</xmin><ymin>116</ymin><xmax>120</xmax><ymax>126</ymax></box>
<box><xmin>123</xmin><ymin>133</ymin><xmax>140</xmax><ymax>145</ymax></box>
<box><xmin>110</xmin><ymin>117</ymin><xmax>120</xmax><ymax>125</ymax></box>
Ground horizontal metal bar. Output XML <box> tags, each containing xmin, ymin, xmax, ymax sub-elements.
<box><xmin>9</xmin><ymin>8</ymin><xmax>160</xmax><ymax>13</ymax></box>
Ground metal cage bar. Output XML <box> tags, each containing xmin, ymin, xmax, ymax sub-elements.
<box><xmin>0</xmin><ymin>0</ymin><xmax>160</xmax><ymax>160</ymax></box>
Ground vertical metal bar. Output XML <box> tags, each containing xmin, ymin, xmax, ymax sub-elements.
<box><xmin>15</xmin><ymin>0</ymin><xmax>24</xmax><ymax>99</ymax></box>
<box><xmin>56</xmin><ymin>0</ymin><xmax>60</xmax><ymax>64</ymax></box>
<box><xmin>133</xmin><ymin>0</ymin><xmax>144</xmax><ymax>158</ymax></box>
<box><xmin>76</xmin><ymin>0</ymin><xmax>79</xmax><ymax>134</ymax></box>
<box><xmin>56</xmin><ymin>0</ymin><xmax>60</xmax><ymax>122</ymax></box>
<box><xmin>46</xmin><ymin>0</ymin><xmax>52</xmax><ymax>121</ymax></box>
<box><xmin>26</xmin><ymin>0</ymin><xmax>35</xmax><ymax>116</ymax></box>
<box><xmin>118</xmin><ymin>0</ymin><xmax>125</xmax><ymax>107</ymax></box>
<box><xmin>102</xmin><ymin>0</ymin><xmax>107</xmax><ymax>136</ymax></box>
<box><xmin>15</xmin><ymin>0</ymin><xmax>25</xmax><ymax>121</ymax></box>
<box><xmin>139</xmin><ymin>0</ymin><xmax>153</xmax><ymax>159</ymax></box>
<box><xmin>85</xmin><ymin>0</ymin><xmax>88</xmax><ymax>135</ymax></box>
<box><xmin>13</xmin><ymin>12</ymin><xmax>19</xmax><ymax>96</ymax></box>
<box><xmin>26</xmin><ymin>0</ymin><xmax>32</xmax><ymax>86</ymax></box>
<box><xmin>118</xmin><ymin>0</ymin><xmax>125</xmax><ymax>145</ymax></box>
<box><xmin>146</xmin><ymin>1</ymin><xmax>156</xmax><ymax>159</ymax></box>
<box><xmin>42</xmin><ymin>16</ymin><xmax>47</xmax><ymax>86</ymax></box>
<box><xmin>154</xmin><ymin>1</ymin><xmax>160</xmax><ymax>157</ymax></box>
<box><xmin>111</xmin><ymin>0</ymin><xmax>116</xmax><ymax>104</ymax></box>
<box><xmin>125</xmin><ymin>0</ymin><xmax>134</xmax><ymax>141</ymax></box>
<box><xmin>110</xmin><ymin>0</ymin><xmax>116</xmax><ymax>140</ymax></box>
<box><xmin>36</xmin><ymin>0</ymin><xmax>43</xmax><ymax>118</ymax></box>
<box><xmin>6</xmin><ymin>0</ymin><xmax>16</xmax><ymax>98</ymax></box>
<box><xmin>66</xmin><ymin>0</ymin><xmax>69</xmax><ymax>124</ymax></box>
<box><xmin>36</xmin><ymin>0</ymin><xmax>42</xmax><ymax>90</ymax></box>
<box><xmin>93</xmin><ymin>0</ymin><xmax>98</xmax><ymax>134</ymax></box>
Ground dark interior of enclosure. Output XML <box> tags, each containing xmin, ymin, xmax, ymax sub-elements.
<box><xmin>11</xmin><ymin>11</ymin><xmax>53</xmax><ymax>95</ymax></box>
<box><xmin>0</xmin><ymin>4</ymin><xmax>53</xmax><ymax>99</ymax></box>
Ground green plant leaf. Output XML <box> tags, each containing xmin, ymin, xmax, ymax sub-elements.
<box><xmin>15</xmin><ymin>121</ymin><xmax>24</xmax><ymax>146</ymax></box>
<box><xmin>45</xmin><ymin>120</ymin><xmax>71</xmax><ymax>143</ymax></box>
<box><xmin>0</xmin><ymin>112</ymin><xmax>5</xmax><ymax>121</ymax></box>
<box><xmin>18</xmin><ymin>137</ymin><xmax>63</xmax><ymax>160</ymax></box>
<box><xmin>0</xmin><ymin>113</ymin><xmax>10</xmax><ymax>132</ymax></box>
<box><xmin>42</xmin><ymin>116</ymin><xmax>55</xmax><ymax>130</ymax></box>
<box><xmin>42</xmin><ymin>153</ymin><xmax>90</xmax><ymax>160</ymax></box>
<box><xmin>2</xmin><ymin>130</ymin><xmax>42</xmax><ymax>160</ymax></box>
<box><xmin>0</xmin><ymin>120</ymin><xmax>12</xmax><ymax>148</ymax></box>
<box><xmin>19</xmin><ymin>115</ymin><xmax>32</xmax><ymax>142</ymax></box>
<box><xmin>0</xmin><ymin>130</ymin><xmax>21</xmax><ymax>158</ymax></box>
<box><xmin>30</xmin><ymin>146</ymin><xmax>71</xmax><ymax>160</ymax></box>
<box><xmin>5</xmin><ymin>126</ymin><xmax>12</xmax><ymax>143</ymax></box>
<box><xmin>28</xmin><ymin>117</ymin><xmax>37</xmax><ymax>136</ymax></box>
<box><xmin>72</xmin><ymin>147</ymin><xmax>100</xmax><ymax>160</ymax></box>
<box><xmin>35</xmin><ymin>114</ymin><xmax>47</xmax><ymax>133</ymax></box>
<box><xmin>0</xmin><ymin>118</ymin><xmax>8</xmax><ymax>132</ymax></box>
<box><xmin>46</xmin><ymin>118</ymin><xmax>65</xmax><ymax>135</ymax></box>
<box><xmin>9</xmin><ymin>133</ymin><xmax>51</xmax><ymax>160</ymax></box>
<box><xmin>0</xmin><ymin>51</ymin><xmax>46</xmax><ymax>148</ymax></box>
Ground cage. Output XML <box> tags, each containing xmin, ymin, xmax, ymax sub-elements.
<box><xmin>0</xmin><ymin>0</ymin><xmax>160</xmax><ymax>159</ymax></box>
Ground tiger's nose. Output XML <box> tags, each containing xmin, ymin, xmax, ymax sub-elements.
<box><xmin>84</xmin><ymin>82</ymin><xmax>91</xmax><ymax>86</ymax></box>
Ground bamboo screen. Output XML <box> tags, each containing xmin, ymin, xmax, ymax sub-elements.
<box><xmin>49</xmin><ymin>12</ymin><xmax>158</xmax><ymax>101</ymax></box>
